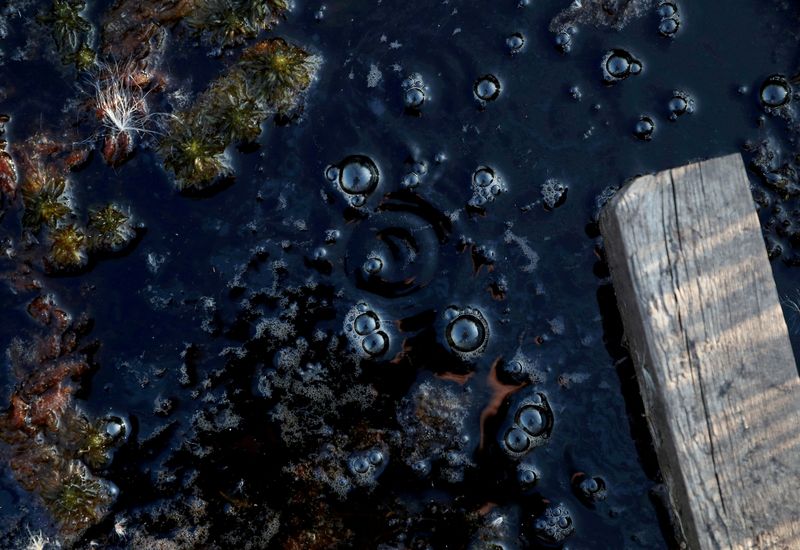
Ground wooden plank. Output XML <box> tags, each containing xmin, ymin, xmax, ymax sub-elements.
<box><xmin>599</xmin><ymin>153</ymin><xmax>800</xmax><ymax>550</ymax></box>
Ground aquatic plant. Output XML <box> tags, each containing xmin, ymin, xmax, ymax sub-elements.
<box><xmin>159</xmin><ymin>116</ymin><xmax>230</xmax><ymax>190</ymax></box>
<box><xmin>52</xmin><ymin>461</ymin><xmax>116</xmax><ymax>532</ymax></box>
<box><xmin>157</xmin><ymin>37</ymin><xmax>318</xmax><ymax>188</ymax></box>
<box><xmin>238</xmin><ymin>38</ymin><xmax>319</xmax><ymax>113</ymax></box>
<box><xmin>88</xmin><ymin>204</ymin><xmax>135</xmax><ymax>251</ymax></box>
<box><xmin>21</xmin><ymin>171</ymin><xmax>72</xmax><ymax>232</ymax></box>
<box><xmin>48</xmin><ymin>224</ymin><xmax>87</xmax><ymax>269</ymax></box>
<box><xmin>203</xmin><ymin>80</ymin><xmax>267</xmax><ymax>143</ymax></box>
<box><xmin>188</xmin><ymin>0</ymin><xmax>290</xmax><ymax>48</ymax></box>
<box><xmin>38</xmin><ymin>0</ymin><xmax>95</xmax><ymax>69</ymax></box>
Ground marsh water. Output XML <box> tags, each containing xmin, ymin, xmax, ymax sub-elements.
<box><xmin>1</xmin><ymin>0</ymin><xmax>800</xmax><ymax>547</ymax></box>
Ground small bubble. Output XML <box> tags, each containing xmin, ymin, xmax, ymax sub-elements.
<box><xmin>555</xmin><ymin>30</ymin><xmax>572</xmax><ymax>52</ymax></box>
<box><xmin>324</xmin><ymin>165</ymin><xmax>339</xmax><ymax>182</ymax></box>
<box><xmin>473</xmin><ymin>166</ymin><xmax>495</xmax><ymax>188</ymax></box>
<box><xmin>504</xmin><ymin>427</ymin><xmax>531</xmax><ymax>453</ymax></box>
<box><xmin>350</xmin><ymin>195</ymin><xmax>366</xmax><ymax>207</ymax></box>
<box><xmin>573</xmin><ymin>473</ymin><xmax>608</xmax><ymax>504</ymax></box>
<box><xmin>435</xmin><ymin>152</ymin><xmax>447</xmax><ymax>164</ymax></box>
<box><xmin>517</xmin><ymin>464</ymin><xmax>539</xmax><ymax>487</ymax></box>
<box><xmin>657</xmin><ymin>2</ymin><xmax>677</xmax><ymax>17</ymax></box>
<box><xmin>368</xmin><ymin>449</ymin><xmax>384</xmax><ymax>465</ymax></box>
<box><xmin>404</xmin><ymin>87</ymin><xmax>425</xmax><ymax>109</ymax></box>
<box><xmin>443</xmin><ymin>306</ymin><xmax>460</xmax><ymax>321</ymax></box>
<box><xmin>446</xmin><ymin>313</ymin><xmax>488</xmax><ymax>353</ymax></box>
<box><xmin>412</xmin><ymin>459</ymin><xmax>432</xmax><ymax>476</ymax></box>
<box><xmin>506</xmin><ymin>32</ymin><xmax>525</xmax><ymax>54</ymax></box>
<box><xmin>354</xmin><ymin>311</ymin><xmax>380</xmax><ymax>335</ymax></box>
<box><xmin>603</xmin><ymin>50</ymin><xmax>642</xmax><ymax>82</ymax></box>
<box><xmin>363</xmin><ymin>256</ymin><xmax>384</xmax><ymax>275</ymax></box>
<box><xmin>516</xmin><ymin>405</ymin><xmax>546</xmax><ymax>436</ymax></box>
<box><xmin>634</xmin><ymin>116</ymin><xmax>655</xmax><ymax>141</ymax></box>
<box><xmin>362</xmin><ymin>331</ymin><xmax>389</xmax><ymax>356</ymax></box>
<box><xmin>474</xmin><ymin>75</ymin><xmax>501</xmax><ymax>102</ymax></box>
<box><xmin>761</xmin><ymin>75</ymin><xmax>791</xmax><ymax>108</ymax></box>
<box><xmin>337</xmin><ymin>155</ymin><xmax>380</xmax><ymax>195</ymax></box>
<box><xmin>402</xmin><ymin>172</ymin><xmax>420</xmax><ymax>188</ymax></box>
<box><xmin>668</xmin><ymin>90</ymin><xmax>694</xmax><ymax>120</ymax></box>
<box><xmin>412</xmin><ymin>160</ymin><xmax>428</xmax><ymax>175</ymax></box>
<box><xmin>349</xmin><ymin>455</ymin><xmax>371</xmax><ymax>475</ymax></box>
<box><xmin>658</xmin><ymin>17</ymin><xmax>680</xmax><ymax>37</ymax></box>
<box><xmin>569</xmin><ymin>85</ymin><xmax>582</xmax><ymax>101</ymax></box>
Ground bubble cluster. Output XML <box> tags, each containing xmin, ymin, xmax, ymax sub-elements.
<box><xmin>344</xmin><ymin>303</ymin><xmax>390</xmax><ymax>358</ymax></box>
<box><xmin>402</xmin><ymin>73</ymin><xmax>427</xmax><ymax>114</ymax></box>
<box><xmin>498</xmin><ymin>390</ymin><xmax>554</xmax><ymax>458</ymax></box>
<box><xmin>444</xmin><ymin>306</ymin><xmax>489</xmax><ymax>357</ymax></box>
<box><xmin>760</xmin><ymin>75</ymin><xmax>792</xmax><ymax>109</ymax></box>
<box><xmin>474</xmin><ymin>74</ymin><xmax>502</xmax><ymax>105</ymax></box>
<box><xmin>401</xmin><ymin>157</ymin><xmax>429</xmax><ymax>189</ymax></box>
<box><xmin>602</xmin><ymin>49</ymin><xmax>642</xmax><ymax>83</ymax></box>
<box><xmin>469</xmin><ymin>165</ymin><xmax>507</xmax><ymax>208</ymax></box>
<box><xmin>634</xmin><ymin>116</ymin><xmax>656</xmax><ymax>141</ymax></box>
<box><xmin>541</xmin><ymin>179</ymin><xmax>568</xmax><ymax>210</ymax></box>
<box><xmin>532</xmin><ymin>503</ymin><xmax>574</xmax><ymax>545</ymax></box>
<box><xmin>325</xmin><ymin>155</ymin><xmax>380</xmax><ymax>206</ymax></box>
<box><xmin>347</xmin><ymin>446</ymin><xmax>388</xmax><ymax>484</ymax></box>
<box><xmin>554</xmin><ymin>26</ymin><xmax>576</xmax><ymax>53</ymax></box>
<box><xmin>506</xmin><ymin>32</ymin><xmax>525</xmax><ymax>55</ymax></box>
<box><xmin>668</xmin><ymin>90</ymin><xmax>695</xmax><ymax>120</ymax></box>
<box><xmin>657</xmin><ymin>2</ymin><xmax>681</xmax><ymax>38</ymax></box>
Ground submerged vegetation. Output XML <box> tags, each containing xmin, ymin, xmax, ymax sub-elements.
<box><xmin>38</xmin><ymin>0</ymin><xmax>95</xmax><ymax>70</ymax></box>
<box><xmin>160</xmin><ymin>37</ymin><xmax>320</xmax><ymax>190</ymax></box>
<box><xmin>187</xmin><ymin>0</ymin><xmax>290</xmax><ymax>49</ymax></box>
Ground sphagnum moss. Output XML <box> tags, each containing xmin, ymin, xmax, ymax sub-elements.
<box><xmin>159</xmin><ymin>37</ymin><xmax>320</xmax><ymax>189</ymax></box>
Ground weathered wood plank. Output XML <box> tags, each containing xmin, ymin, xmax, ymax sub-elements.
<box><xmin>599</xmin><ymin>153</ymin><xmax>800</xmax><ymax>550</ymax></box>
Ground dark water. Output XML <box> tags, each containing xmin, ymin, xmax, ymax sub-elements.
<box><xmin>1</xmin><ymin>0</ymin><xmax>799</xmax><ymax>548</ymax></box>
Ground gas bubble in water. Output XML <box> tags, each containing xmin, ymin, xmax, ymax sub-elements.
<box><xmin>362</xmin><ymin>331</ymin><xmax>389</xmax><ymax>356</ymax></box>
<box><xmin>402</xmin><ymin>172</ymin><xmax>420</xmax><ymax>188</ymax></box>
<box><xmin>474</xmin><ymin>75</ymin><xmax>501</xmax><ymax>102</ymax></box>
<box><xmin>349</xmin><ymin>455</ymin><xmax>371</xmax><ymax>475</ymax></box>
<box><xmin>658</xmin><ymin>17</ymin><xmax>680</xmax><ymax>37</ymax></box>
<box><xmin>363</xmin><ymin>256</ymin><xmax>384</xmax><ymax>275</ymax></box>
<box><xmin>338</xmin><ymin>155</ymin><xmax>380</xmax><ymax>195</ymax></box>
<box><xmin>473</xmin><ymin>166</ymin><xmax>495</xmax><ymax>188</ymax></box>
<box><xmin>658</xmin><ymin>2</ymin><xmax>677</xmax><ymax>17</ymax></box>
<box><xmin>504</xmin><ymin>427</ymin><xmax>531</xmax><ymax>453</ymax></box>
<box><xmin>761</xmin><ymin>75</ymin><xmax>791</xmax><ymax>108</ymax></box>
<box><xmin>634</xmin><ymin>116</ymin><xmax>655</xmax><ymax>141</ymax></box>
<box><xmin>354</xmin><ymin>311</ymin><xmax>380</xmax><ymax>335</ymax></box>
<box><xmin>506</xmin><ymin>32</ymin><xmax>525</xmax><ymax>54</ymax></box>
<box><xmin>446</xmin><ymin>312</ymin><xmax>488</xmax><ymax>353</ymax></box>
<box><xmin>404</xmin><ymin>87</ymin><xmax>425</xmax><ymax>109</ymax></box>
<box><xmin>516</xmin><ymin>405</ymin><xmax>546</xmax><ymax>436</ymax></box>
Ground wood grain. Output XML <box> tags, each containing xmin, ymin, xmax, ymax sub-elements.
<box><xmin>599</xmin><ymin>153</ymin><xmax>800</xmax><ymax>549</ymax></box>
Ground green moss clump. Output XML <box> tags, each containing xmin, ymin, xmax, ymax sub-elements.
<box><xmin>38</xmin><ymin>0</ymin><xmax>96</xmax><ymax>70</ymax></box>
<box><xmin>159</xmin><ymin>116</ymin><xmax>231</xmax><ymax>190</ymax></box>
<box><xmin>52</xmin><ymin>462</ymin><xmax>116</xmax><ymax>532</ymax></box>
<box><xmin>159</xmin><ymin>38</ymin><xmax>319</xmax><ymax>190</ymax></box>
<box><xmin>49</xmin><ymin>224</ymin><xmax>87</xmax><ymax>269</ymax></box>
<box><xmin>21</xmin><ymin>172</ymin><xmax>72</xmax><ymax>232</ymax></box>
<box><xmin>237</xmin><ymin>38</ymin><xmax>317</xmax><ymax>113</ymax></box>
<box><xmin>87</xmin><ymin>204</ymin><xmax>135</xmax><ymax>252</ymax></box>
<box><xmin>187</xmin><ymin>0</ymin><xmax>290</xmax><ymax>49</ymax></box>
